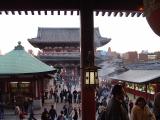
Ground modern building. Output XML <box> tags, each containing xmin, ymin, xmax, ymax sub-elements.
<box><xmin>122</xmin><ymin>51</ymin><xmax>138</xmax><ymax>64</ymax></box>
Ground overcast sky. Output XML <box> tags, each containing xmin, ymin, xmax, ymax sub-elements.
<box><xmin>0</xmin><ymin>11</ymin><xmax>159</xmax><ymax>55</ymax></box>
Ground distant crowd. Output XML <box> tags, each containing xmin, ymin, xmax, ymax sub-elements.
<box><xmin>8</xmin><ymin>84</ymin><xmax>81</xmax><ymax>120</ymax></box>
<box><xmin>1</xmin><ymin>83</ymin><xmax>160</xmax><ymax>120</ymax></box>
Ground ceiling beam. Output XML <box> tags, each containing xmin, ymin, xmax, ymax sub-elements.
<box><xmin>137</xmin><ymin>12</ymin><xmax>142</xmax><ymax>17</ymax></box>
<box><xmin>125</xmin><ymin>12</ymin><xmax>130</xmax><ymax>17</ymax></box>
<box><xmin>108</xmin><ymin>11</ymin><xmax>112</xmax><ymax>16</ymax></box>
<box><xmin>44</xmin><ymin>10</ymin><xmax>47</xmax><ymax>15</ymax></box>
<box><xmin>131</xmin><ymin>12</ymin><xmax>136</xmax><ymax>17</ymax></box>
<box><xmin>51</xmin><ymin>10</ymin><xmax>54</xmax><ymax>15</ymax></box>
<box><xmin>31</xmin><ymin>11</ymin><xmax>34</xmax><ymax>15</ymax></box>
<box><xmin>18</xmin><ymin>11</ymin><xmax>21</xmax><ymax>15</ymax></box>
<box><xmin>24</xmin><ymin>11</ymin><xmax>28</xmax><ymax>15</ymax></box>
<box><xmin>11</xmin><ymin>11</ymin><xmax>15</xmax><ymax>15</ymax></box>
<box><xmin>77</xmin><ymin>10</ymin><xmax>79</xmax><ymax>15</ymax></box>
<box><xmin>113</xmin><ymin>11</ymin><xmax>118</xmax><ymax>16</ymax></box>
<box><xmin>119</xmin><ymin>12</ymin><xmax>123</xmax><ymax>17</ymax></box>
<box><xmin>58</xmin><ymin>10</ymin><xmax>60</xmax><ymax>15</ymax></box>
<box><xmin>96</xmin><ymin>11</ymin><xmax>99</xmax><ymax>16</ymax></box>
<box><xmin>4</xmin><ymin>11</ymin><xmax>8</xmax><ymax>15</ymax></box>
<box><xmin>70</xmin><ymin>11</ymin><xmax>73</xmax><ymax>15</ymax></box>
<box><xmin>102</xmin><ymin>11</ymin><xmax>106</xmax><ymax>16</ymax></box>
<box><xmin>64</xmin><ymin>11</ymin><xmax>67</xmax><ymax>15</ymax></box>
<box><xmin>0</xmin><ymin>0</ymin><xmax>143</xmax><ymax>12</ymax></box>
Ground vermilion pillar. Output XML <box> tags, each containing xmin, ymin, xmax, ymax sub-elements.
<box><xmin>80</xmin><ymin>8</ymin><xmax>96</xmax><ymax>120</ymax></box>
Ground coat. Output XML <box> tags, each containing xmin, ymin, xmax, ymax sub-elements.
<box><xmin>130</xmin><ymin>105</ymin><xmax>156</xmax><ymax>120</ymax></box>
<box><xmin>106</xmin><ymin>97</ymin><xmax>129</xmax><ymax>120</ymax></box>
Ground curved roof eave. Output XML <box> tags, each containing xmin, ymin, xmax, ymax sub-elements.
<box><xmin>0</xmin><ymin>42</ymin><xmax>56</xmax><ymax>75</ymax></box>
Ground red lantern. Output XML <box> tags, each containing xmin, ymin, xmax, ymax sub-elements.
<box><xmin>143</xmin><ymin>0</ymin><xmax>160</xmax><ymax>36</ymax></box>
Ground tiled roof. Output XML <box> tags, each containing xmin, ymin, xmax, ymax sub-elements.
<box><xmin>127</xmin><ymin>61</ymin><xmax>160</xmax><ymax>70</ymax></box>
<box><xmin>28</xmin><ymin>27</ymin><xmax>111</xmax><ymax>48</ymax></box>
<box><xmin>110</xmin><ymin>70</ymin><xmax>160</xmax><ymax>83</ymax></box>
<box><xmin>0</xmin><ymin>42</ymin><xmax>55</xmax><ymax>75</ymax></box>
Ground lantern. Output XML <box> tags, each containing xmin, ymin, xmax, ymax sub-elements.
<box><xmin>83</xmin><ymin>51</ymin><xmax>101</xmax><ymax>87</ymax></box>
<box><xmin>143</xmin><ymin>0</ymin><xmax>160</xmax><ymax>36</ymax></box>
<box><xmin>84</xmin><ymin>65</ymin><xmax>100</xmax><ymax>87</ymax></box>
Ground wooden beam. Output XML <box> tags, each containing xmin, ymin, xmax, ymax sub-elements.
<box><xmin>18</xmin><ymin>11</ymin><xmax>21</xmax><ymax>15</ymax></box>
<box><xmin>58</xmin><ymin>10</ymin><xmax>60</xmax><ymax>15</ymax></box>
<box><xmin>125</xmin><ymin>12</ymin><xmax>130</xmax><ymax>17</ymax></box>
<box><xmin>119</xmin><ymin>12</ymin><xmax>123</xmax><ymax>17</ymax></box>
<box><xmin>102</xmin><ymin>11</ymin><xmax>106</xmax><ymax>16</ymax></box>
<box><xmin>44</xmin><ymin>10</ymin><xmax>47</xmax><ymax>15</ymax></box>
<box><xmin>11</xmin><ymin>11</ymin><xmax>15</xmax><ymax>15</ymax></box>
<box><xmin>70</xmin><ymin>10</ymin><xmax>73</xmax><ymax>15</ymax></box>
<box><xmin>108</xmin><ymin>11</ymin><xmax>112</xmax><ymax>16</ymax></box>
<box><xmin>96</xmin><ymin>11</ymin><xmax>99</xmax><ymax>16</ymax></box>
<box><xmin>113</xmin><ymin>11</ymin><xmax>118</xmax><ymax>16</ymax></box>
<box><xmin>24</xmin><ymin>11</ymin><xmax>28</xmax><ymax>15</ymax></box>
<box><xmin>31</xmin><ymin>11</ymin><xmax>34</xmax><ymax>15</ymax></box>
<box><xmin>77</xmin><ymin>10</ymin><xmax>80</xmax><ymax>15</ymax></box>
<box><xmin>0</xmin><ymin>0</ymin><xmax>143</xmax><ymax>12</ymax></box>
<box><xmin>64</xmin><ymin>11</ymin><xmax>67</xmax><ymax>15</ymax></box>
<box><xmin>4</xmin><ymin>11</ymin><xmax>8</xmax><ymax>15</ymax></box>
<box><xmin>131</xmin><ymin>12</ymin><xmax>136</xmax><ymax>17</ymax></box>
<box><xmin>38</xmin><ymin>11</ymin><xmax>41</xmax><ymax>15</ymax></box>
<box><xmin>51</xmin><ymin>10</ymin><xmax>54</xmax><ymax>15</ymax></box>
<box><xmin>136</xmin><ymin>12</ymin><xmax>142</xmax><ymax>17</ymax></box>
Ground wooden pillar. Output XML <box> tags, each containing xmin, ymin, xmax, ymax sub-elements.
<box><xmin>80</xmin><ymin>8</ymin><xmax>96</xmax><ymax>120</ymax></box>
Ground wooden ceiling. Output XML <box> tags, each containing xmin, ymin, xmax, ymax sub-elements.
<box><xmin>0</xmin><ymin>0</ymin><xmax>144</xmax><ymax>17</ymax></box>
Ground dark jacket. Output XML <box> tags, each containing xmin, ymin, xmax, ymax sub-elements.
<box><xmin>106</xmin><ymin>97</ymin><xmax>129</xmax><ymax>120</ymax></box>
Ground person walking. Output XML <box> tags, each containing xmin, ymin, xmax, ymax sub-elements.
<box><xmin>57</xmin><ymin>111</ymin><xmax>65</xmax><ymax>120</ymax></box>
<box><xmin>49</xmin><ymin>105</ymin><xmax>57</xmax><ymax>120</ymax></box>
<box><xmin>70</xmin><ymin>107</ymin><xmax>78</xmax><ymax>120</ymax></box>
<box><xmin>105</xmin><ymin>84</ymin><xmax>129</xmax><ymax>120</ymax></box>
<box><xmin>130</xmin><ymin>96</ymin><xmax>156</xmax><ymax>120</ymax></box>
<box><xmin>97</xmin><ymin>103</ymin><xmax>106</xmax><ymax>120</ymax></box>
<box><xmin>41</xmin><ymin>108</ymin><xmax>50</xmax><ymax>120</ymax></box>
<box><xmin>28</xmin><ymin>110</ymin><xmax>37</xmax><ymax>120</ymax></box>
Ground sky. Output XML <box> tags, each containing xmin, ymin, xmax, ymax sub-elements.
<box><xmin>0</xmin><ymin>11</ymin><xmax>160</xmax><ymax>55</ymax></box>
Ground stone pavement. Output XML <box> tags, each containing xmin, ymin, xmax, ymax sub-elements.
<box><xmin>3</xmin><ymin>99</ymin><xmax>82</xmax><ymax>120</ymax></box>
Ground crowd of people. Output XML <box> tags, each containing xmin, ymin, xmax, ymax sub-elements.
<box><xmin>12</xmin><ymin>83</ymin><xmax>81</xmax><ymax>120</ymax></box>
<box><xmin>96</xmin><ymin>83</ymin><xmax>160</xmax><ymax>120</ymax></box>
<box><xmin>2</xmin><ymin>82</ymin><xmax>160</xmax><ymax>120</ymax></box>
<box><xmin>40</xmin><ymin>83</ymin><xmax>81</xmax><ymax>120</ymax></box>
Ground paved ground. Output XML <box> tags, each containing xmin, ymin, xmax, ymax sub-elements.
<box><xmin>2</xmin><ymin>93</ymin><xmax>136</xmax><ymax>120</ymax></box>
<box><xmin>3</xmin><ymin>99</ymin><xmax>82</xmax><ymax>120</ymax></box>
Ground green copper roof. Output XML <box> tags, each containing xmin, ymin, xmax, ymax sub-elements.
<box><xmin>0</xmin><ymin>41</ymin><xmax>55</xmax><ymax>75</ymax></box>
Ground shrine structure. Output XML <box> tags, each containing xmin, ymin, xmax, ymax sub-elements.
<box><xmin>28</xmin><ymin>27</ymin><xmax>111</xmax><ymax>85</ymax></box>
<box><xmin>0</xmin><ymin>42</ymin><xmax>55</xmax><ymax>106</ymax></box>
